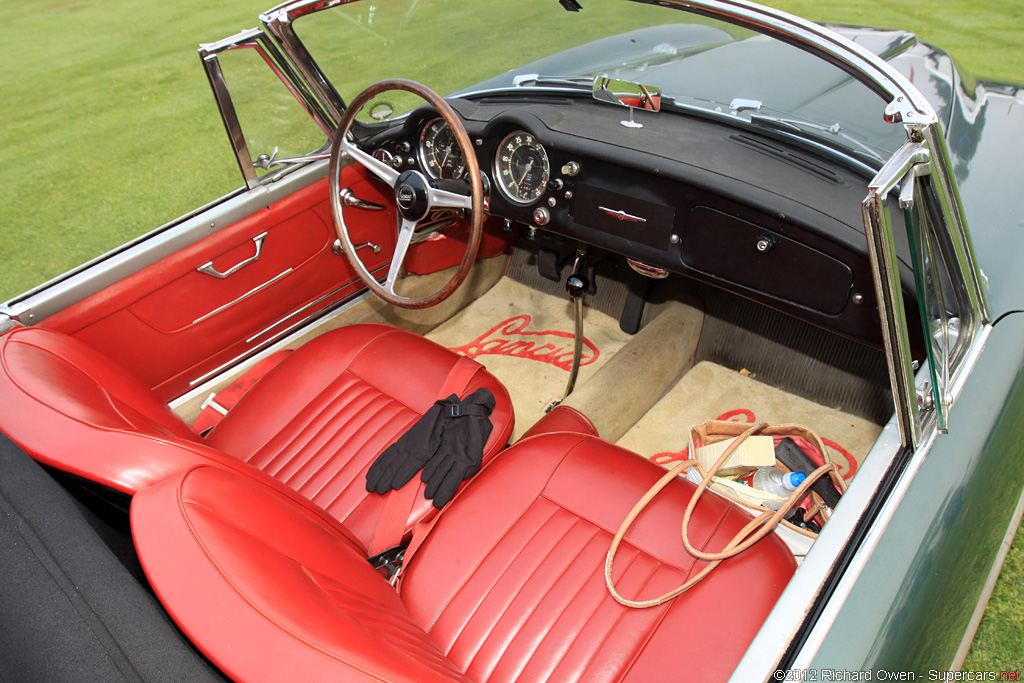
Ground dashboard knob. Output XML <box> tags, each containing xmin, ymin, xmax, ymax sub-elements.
<box><xmin>561</xmin><ymin>161</ymin><xmax>580</xmax><ymax>177</ymax></box>
<box><xmin>756</xmin><ymin>234</ymin><xmax>778</xmax><ymax>253</ymax></box>
<box><xmin>533</xmin><ymin>207</ymin><xmax>550</xmax><ymax>226</ymax></box>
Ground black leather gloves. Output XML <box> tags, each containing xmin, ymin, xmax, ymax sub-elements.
<box><xmin>365</xmin><ymin>388</ymin><xmax>495</xmax><ymax>508</ymax></box>
<box><xmin>421</xmin><ymin>388</ymin><xmax>495</xmax><ymax>508</ymax></box>
<box><xmin>365</xmin><ymin>395</ymin><xmax>457</xmax><ymax>495</ymax></box>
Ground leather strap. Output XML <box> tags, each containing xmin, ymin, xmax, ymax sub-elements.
<box><xmin>367</xmin><ymin>355</ymin><xmax>482</xmax><ymax>556</ymax></box>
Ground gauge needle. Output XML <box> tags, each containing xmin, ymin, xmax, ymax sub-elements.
<box><xmin>517</xmin><ymin>158</ymin><xmax>534</xmax><ymax>188</ymax></box>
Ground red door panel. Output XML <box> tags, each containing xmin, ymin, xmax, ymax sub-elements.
<box><xmin>42</xmin><ymin>167</ymin><xmax>398</xmax><ymax>400</ymax></box>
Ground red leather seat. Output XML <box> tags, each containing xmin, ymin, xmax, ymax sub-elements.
<box><xmin>0</xmin><ymin>324</ymin><xmax>513</xmax><ymax>551</ymax></box>
<box><xmin>131</xmin><ymin>433</ymin><xmax>797</xmax><ymax>682</ymax></box>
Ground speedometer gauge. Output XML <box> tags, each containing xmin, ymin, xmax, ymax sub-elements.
<box><xmin>494</xmin><ymin>131</ymin><xmax>550</xmax><ymax>205</ymax></box>
<box><xmin>418</xmin><ymin>118</ymin><xmax>467</xmax><ymax>180</ymax></box>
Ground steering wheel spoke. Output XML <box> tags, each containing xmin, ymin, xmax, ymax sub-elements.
<box><xmin>427</xmin><ymin>185</ymin><xmax>473</xmax><ymax>211</ymax></box>
<box><xmin>384</xmin><ymin>218</ymin><xmax>418</xmax><ymax>293</ymax></box>
<box><xmin>341</xmin><ymin>137</ymin><xmax>400</xmax><ymax>187</ymax></box>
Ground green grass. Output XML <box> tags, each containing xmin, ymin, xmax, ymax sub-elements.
<box><xmin>0</xmin><ymin>0</ymin><xmax>1021</xmax><ymax>672</ymax></box>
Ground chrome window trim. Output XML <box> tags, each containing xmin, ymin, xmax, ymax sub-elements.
<box><xmin>199</xmin><ymin>30</ymin><xmax>260</xmax><ymax>189</ymax></box>
<box><xmin>862</xmin><ymin>139</ymin><xmax>931</xmax><ymax>447</ymax></box>
<box><xmin>732</xmin><ymin>319</ymin><xmax>992</xmax><ymax>681</ymax></box>
<box><xmin>199</xmin><ymin>27</ymin><xmax>334</xmax><ymax>190</ymax></box>
<box><xmin>728</xmin><ymin>416</ymin><xmax>908</xmax><ymax>681</ymax></box>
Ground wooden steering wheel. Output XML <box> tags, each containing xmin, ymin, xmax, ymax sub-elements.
<box><xmin>328</xmin><ymin>79</ymin><xmax>484</xmax><ymax>309</ymax></box>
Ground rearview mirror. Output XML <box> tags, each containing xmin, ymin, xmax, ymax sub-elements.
<box><xmin>592</xmin><ymin>76</ymin><xmax>661</xmax><ymax>113</ymax></box>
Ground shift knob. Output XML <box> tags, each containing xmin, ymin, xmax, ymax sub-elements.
<box><xmin>566</xmin><ymin>274</ymin><xmax>587</xmax><ymax>299</ymax></box>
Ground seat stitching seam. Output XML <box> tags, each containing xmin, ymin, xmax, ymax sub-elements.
<box><xmin>577</xmin><ymin>548</ymin><xmax>663</xmax><ymax>683</ymax></box>
<box><xmin>439</xmin><ymin>502</ymin><xmax>563</xmax><ymax>661</ymax></box>
<box><xmin>315</xmin><ymin>406</ymin><xmax>420</xmax><ymax>516</ymax></box>
<box><xmin>276</xmin><ymin>386</ymin><xmax>393</xmax><ymax>490</ymax></box>
<box><xmin>493</xmin><ymin>523</ymin><xmax>608</xmax><ymax>683</ymax></box>
<box><xmin>419</xmin><ymin>434</ymin><xmax>590</xmax><ymax>634</ymax></box>
<box><xmin>226</xmin><ymin>323</ymin><xmax>393</xmax><ymax>458</ymax></box>
<box><xmin>251</xmin><ymin>377</ymin><xmax>369</xmax><ymax>473</ymax></box>
<box><xmin>463</xmin><ymin>511</ymin><xmax>591</xmax><ymax>680</ymax></box>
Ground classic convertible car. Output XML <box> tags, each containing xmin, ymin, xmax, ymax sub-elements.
<box><xmin>2</xmin><ymin>0</ymin><xmax>1023</xmax><ymax>680</ymax></box>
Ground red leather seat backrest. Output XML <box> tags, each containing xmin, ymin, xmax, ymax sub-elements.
<box><xmin>1</xmin><ymin>327</ymin><xmax>200</xmax><ymax>441</ymax></box>
<box><xmin>0</xmin><ymin>327</ymin><xmax>223</xmax><ymax>493</ymax></box>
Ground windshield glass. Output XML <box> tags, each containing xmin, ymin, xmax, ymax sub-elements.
<box><xmin>291</xmin><ymin>0</ymin><xmax>907</xmax><ymax>162</ymax></box>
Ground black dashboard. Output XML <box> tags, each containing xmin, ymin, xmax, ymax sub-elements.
<box><xmin>359</xmin><ymin>95</ymin><xmax>916</xmax><ymax>348</ymax></box>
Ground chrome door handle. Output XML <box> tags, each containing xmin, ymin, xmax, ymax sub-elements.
<box><xmin>197</xmin><ymin>232</ymin><xmax>267</xmax><ymax>279</ymax></box>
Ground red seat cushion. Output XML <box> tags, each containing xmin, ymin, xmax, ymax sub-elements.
<box><xmin>0</xmin><ymin>323</ymin><xmax>514</xmax><ymax>552</ymax></box>
<box><xmin>132</xmin><ymin>434</ymin><xmax>796</xmax><ymax>682</ymax></box>
<box><xmin>402</xmin><ymin>433</ymin><xmax>796</xmax><ymax>682</ymax></box>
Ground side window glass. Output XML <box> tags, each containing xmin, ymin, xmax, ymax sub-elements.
<box><xmin>905</xmin><ymin>174</ymin><xmax>977</xmax><ymax>430</ymax></box>
<box><xmin>216</xmin><ymin>45</ymin><xmax>329</xmax><ymax>181</ymax></box>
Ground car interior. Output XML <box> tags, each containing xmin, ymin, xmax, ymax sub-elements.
<box><xmin>0</xmin><ymin>13</ymin><xmax>927</xmax><ymax>680</ymax></box>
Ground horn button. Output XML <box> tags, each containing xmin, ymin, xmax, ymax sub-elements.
<box><xmin>394</xmin><ymin>171</ymin><xmax>431</xmax><ymax>222</ymax></box>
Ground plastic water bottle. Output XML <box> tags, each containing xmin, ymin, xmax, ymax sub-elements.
<box><xmin>752</xmin><ymin>467</ymin><xmax>806</xmax><ymax>509</ymax></box>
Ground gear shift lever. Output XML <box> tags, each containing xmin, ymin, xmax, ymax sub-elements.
<box><xmin>548</xmin><ymin>246</ymin><xmax>589</xmax><ymax>411</ymax></box>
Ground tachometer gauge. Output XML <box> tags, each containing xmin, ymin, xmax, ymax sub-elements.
<box><xmin>418</xmin><ymin>118</ymin><xmax>467</xmax><ymax>180</ymax></box>
<box><xmin>494</xmin><ymin>131</ymin><xmax>550</xmax><ymax>205</ymax></box>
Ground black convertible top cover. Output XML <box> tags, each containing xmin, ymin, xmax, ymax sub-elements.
<box><xmin>0</xmin><ymin>432</ymin><xmax>224</xmax><ymax>683</ymax></box>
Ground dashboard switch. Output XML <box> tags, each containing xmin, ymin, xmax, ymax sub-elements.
<box><xmin>533</xmin><ymin>207</ymin><xmax>551</xmax><ymax>226</ymax></box>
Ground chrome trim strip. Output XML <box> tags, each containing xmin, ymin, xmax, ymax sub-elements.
<box><xmin>197</xmin><ymin>232</ymin><xmax>267</xmax><ymax>278</ymax></box>
<box><xmin>245</xmin><ymin>279</ymin><xmax>352</xmax><ymax>343</ymax></box>
<box><xmin>734</xmin><ymin>324</ymin><xmax>993</xmax><ymax>680</ymax></box>
<box><xmin>790</xmin><ymin>417</ymin><xmax>939</xmax><ymax>670</ymax></box>
<box><xmin>0</xmin><ymin>315</ymin><xmax>17</xmax><ymax>335</ymax></box>
<box><xmin>598</xmin><ymin>206</ymin><xmax>647</xmax><ymax>223</ymax></box>
<box><xmin>729</xmin><ymin>417</ymin><xmax>907</xmax><ymax>681</ymax></box>
<box><xmin>179</xmin><ymin>288</ymin><xmax>375</xmax><ymax>392</ymax></box>
<box><xmin>627</xmin><ymin>258</ymin><xmax>669</xmax><ymax>279</ymax></box>
<box><xmin>191</xmin><ymin>268</ymin><xmax>291</xmax><ymax>325</ymax></box>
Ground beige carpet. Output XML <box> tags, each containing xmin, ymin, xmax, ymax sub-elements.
<box><xmin>615</xmin><ymin>361</ymin><xmax>883</xmax><ymax>481</ymax></box>
<box><xmin>427</xmin><ymin>278</ymin><xmax>632</xmax><ymax>440</ymax></box>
